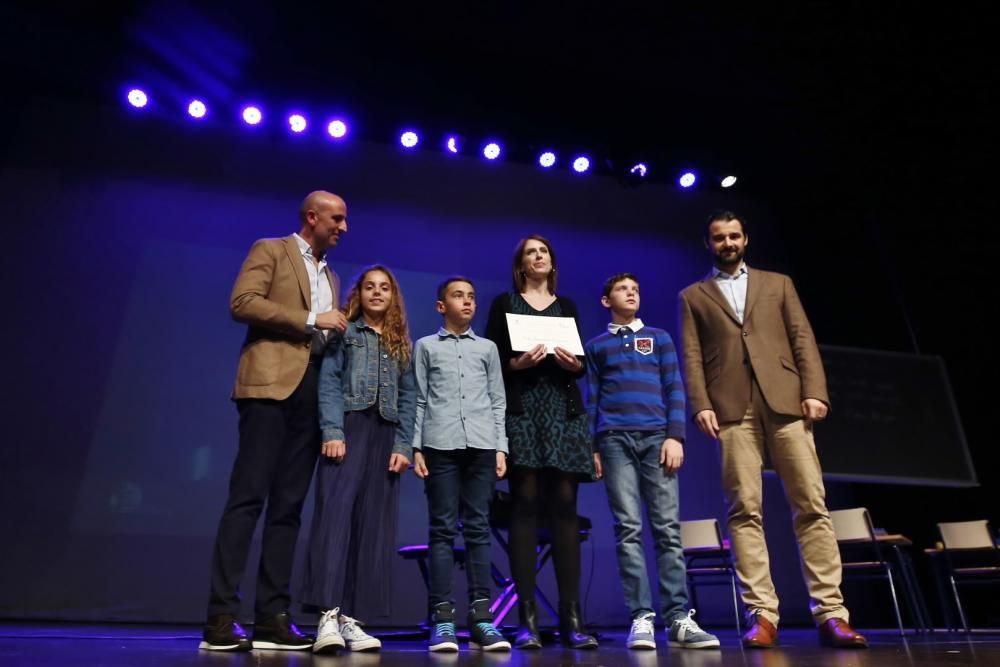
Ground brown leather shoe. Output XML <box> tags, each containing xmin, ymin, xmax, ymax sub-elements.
<box><xmin>742</xmin><ymin>614</ymin><xmax>778</xmax><ymax>649</ymax></box>
<box><xmin>818</xmin><ymin>618</ymin><xmax>868</xmax><ymax>648</ymax></box>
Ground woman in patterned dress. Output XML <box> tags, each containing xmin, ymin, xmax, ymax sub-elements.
<box><xmin>485</xmin><ymin>234</ymin><xmax>597</xmax><ymax>649</ymax></box>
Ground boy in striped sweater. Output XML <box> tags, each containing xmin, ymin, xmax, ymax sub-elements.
<box><xmin>585</xmin><ymin>273</ymin><xmax>720</xmax><ymax>651</ymax></box>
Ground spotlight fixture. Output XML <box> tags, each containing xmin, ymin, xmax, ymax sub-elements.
<box><xmin>126</xmin><ymin>89</ymin><xmax>148</xmax><ymax>108</ymax></box>
<box><xmin>187</xmin><ymin>100</ymin><xmax>207</xmax><ymax>119</ymax></box>
<box><xmin>400</xmin><ymin>131</ymin><xmax>419</xmax><ymax>148</ymax></box>
<box><xmin>288</xmin><ymin>114</ymin><xmax>307</xmax><ymax>133</ymax></box>
<box><xmin>326</xmin><ymin>119</ymin><xmax>348</xmax><ymax>138</ymax></box>
<box><xmin>241</xmin><ymin>106</ymin><xmax>263</xmax><ymax>126</ymax></box>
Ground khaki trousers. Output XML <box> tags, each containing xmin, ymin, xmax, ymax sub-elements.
<box><xmin>718</xmin><ymin>380</ymin><xmax>847</xmax><ymax>627</ymax></box>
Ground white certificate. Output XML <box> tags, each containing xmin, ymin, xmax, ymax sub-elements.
<box><xmin>506</xmin><ymin>313</ymin><xmax>585</xmax><ymax>356</ymax></box>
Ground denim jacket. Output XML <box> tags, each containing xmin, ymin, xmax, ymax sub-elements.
<box><xmin>318</xmin><ymin>318</ymin><xmax>417</xmax><ymax>458</ymax></box>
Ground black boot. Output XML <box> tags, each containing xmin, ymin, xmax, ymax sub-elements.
<box><xmin>559</xmin><ymin>601</ymin><xmax>597</xmax><ymax>649</ymax></box>
<box><xmin>514</xmin><ymin>599</ymin><xmax>542</xmax><ymax>649</ymax></box>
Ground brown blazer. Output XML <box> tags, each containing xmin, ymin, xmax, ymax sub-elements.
<box><xmin>230</xmin><ymin>235</ymin><xmax>340</xmax><ymax>400</ymax></box>
<box><xmin>678</xmin><ymin>267</ymin><xmax>828</xmax><ymax>424</ymax></box>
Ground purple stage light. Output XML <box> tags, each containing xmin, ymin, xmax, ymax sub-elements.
<box><xmin>126</xmin><ymin>89</ymin><xmax>148</xmax><ymax>108</ymax></box>
<box><xmin>187</xmin><ymin>100</ymin><xmax>207</xmax><ymax>119</ymax></box>
<box><xmin>721</xmin><ymin>175</ymin><xmax>737</xmax><ymax>188</ymax></box>
<box><xmin>400</xmin><ymin>131</ymin><xmax>419</xmax><ymax>148</ymax></box>
<box><xmin>483</xmin><ymin>142</ymin><xmax>501</xmax><ymax>160</ymax></box>
<box><xmin>538</xmin><ymin>151</ymin><xmax>556</xmax><ymax>168</ymax></box>
<box><xmin>630</xmin><ymin>163</ymin><xmax>648</xmax><ymax>178</ymax></box>
<box><xmin>572</xmin><ymin>156</ymin><xmax>590</xmax><ymax>173</ymax></box>
<box><xmin>446</xmin><ymin>136</ymin><xmax>460</xmax><ymax>154</ymax></box>
<box><xmin>288</xmin><ymin>114</ymin><xmax>307</xmax><ymax>133</ymax></box>
<box><xmin>327</xmin><ymin>120</ymin><xmax>347</xmax><ymax>138</ymax></box>
<box><xmin>241</xmin><ymin>106</ymin><xmax>263</xmax><ymax>125</ymax></box>
<box><xmin>679</xmin><ymin>171</ymin><xmax>697</xmax><ymax>188</ymax></box>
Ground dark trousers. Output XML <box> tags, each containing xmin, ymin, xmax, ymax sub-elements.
<box><xmin>424</xmin><ymin>447</ymin><xmax>496</xmax><ymax>616</ymax></box>
<box><xmin>206</xmin><ymin>364</ymin><xmax>320</xmax><ymax>620</ymax></box>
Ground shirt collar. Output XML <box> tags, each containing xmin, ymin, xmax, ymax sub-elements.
<box><xmin>438</xmin><ymin>326</ymin><xmax>476</xmax><ymax>340</ymax></box>
<box><xmin>711</xmin><ymin>262</ymin><xmax>747</xmax><ymax>280</ymax></box>
<box><xmin>293</xmin><ymin>233</ymin><xmax>326</xmax><ymax>265</ymax></box>
<box><xmin>607</xmin><ymin>318</ymin><xmax>644</xmax><ymax>335</ymax></box>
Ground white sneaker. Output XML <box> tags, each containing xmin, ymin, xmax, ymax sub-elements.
<box><xmin>627</xmin><ymin>612</ymin><xmax>657</xmax><ymax>649</ymax></box>
<box><xmin>313</xmin><ymin>608</ymin><xmax>346</xmax><ymax>653</ymax></box>
<box><xmin>339</xmin><ymin>613</ymin><xmax>381</xmax><ymax>652</ymax></box>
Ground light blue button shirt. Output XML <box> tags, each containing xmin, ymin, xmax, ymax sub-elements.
<box><xmin>292</xmin><ymin>232</ymin><xmax>333</xmax><ymax>333</ymax></box>
<box><xmin>412</xmin><ymin>327</ymin><xmax>508</xmax><ymax>454</ymax></box>
<box><xmin>712</xmin><ymin>263</ymin><xmax>748</xmax><ymax>323</ymax></box>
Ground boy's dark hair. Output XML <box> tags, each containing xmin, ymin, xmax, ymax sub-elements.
<box><xmin>437</xmin><ymin>275</ymin><xmax>475</xmax><ymax>301</ymax></box>
<box><xmin>602</xmin><ymin>272</ymin><xmax>640</xmax><ymax>298</ymax></box>
<box><xmin>704</xmin><ymin>210</ymin><xmax>748</xmax><ymax>240</ymax></box>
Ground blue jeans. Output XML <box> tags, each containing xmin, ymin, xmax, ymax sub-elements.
<box><xmin>599</xmin><ymin>430</ymin><xmax>688</xmax><ymax>621</ymax></box>
<box><xmin>423</xmin><ymin>447</ymin><xmax>496</xmax><ymax>616</ymax></box>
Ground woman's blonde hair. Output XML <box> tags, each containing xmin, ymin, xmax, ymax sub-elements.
<box><xmin>343</xmin><ymin>264</ymin><xmax>412</xmax><ymax>366</ymax></box>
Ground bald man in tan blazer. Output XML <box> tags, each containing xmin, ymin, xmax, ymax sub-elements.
<box><xmin>202</xmin><ymin>191</ymin><xmax>349</xmax><ymax>653</ymax></box>
<box><xmin>679</xmin><ymin>211</ymin><xmax>866</xmax><ymax>650</ymax></box>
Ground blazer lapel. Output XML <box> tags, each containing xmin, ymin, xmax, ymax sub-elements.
<box><xmin>282</xmin><ymin>235</ymin><xmax>311</xmax><ymax>307</ymax></box>
<box><xmin>323</xmin><ymin>266</ymin><xmax>340</xmax><ymax>309</ymax></box>
<box><xmin>698</xmin><ymin>277</ymin><xmax>742</xmax><ymax>326</ymax></box>
<box><xmin>743</xmin><ymin>265</ymin><xmax>762</xmax><ymax>322</ymax></box>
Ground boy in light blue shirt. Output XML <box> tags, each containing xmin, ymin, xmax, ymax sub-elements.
<box><xmin>412</xmin><ymin>276</ymin><xmax>510</xmax><ymax>653</ymax></box>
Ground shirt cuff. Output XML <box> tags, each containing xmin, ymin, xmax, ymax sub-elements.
<box><xmin>305</xmin><ymin>310</ymin><xmax>317</xmax><ymax>333</ymax></box>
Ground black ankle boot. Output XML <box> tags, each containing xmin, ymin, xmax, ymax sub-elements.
<box><xmin>559</xmin><ymin>601</ymin><xmax>598</xmax><ymax>649</ymax></box>
<box><xmin>514</xmin><ymin>599</ymin><xmax>542</xmax><ymax>649</ymax></box>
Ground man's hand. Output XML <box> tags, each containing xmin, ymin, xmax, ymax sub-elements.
<box><xmin>322</xmin><ymin>439</ymin><xmax>346</xmax><ymax>462</ymax></box>
<box><xmin>316</xmin><ymin>310</ymin><xmax>348</xmax><ymax>333</ymax></box>
<box><xmin>660</xmin><ymin>438</ymin><xmax>684</xmax><ymax>474</ymax></box>
<box><xmin>496</xmin><ymin>452</ymin><xmax>507</xmax><ymax>479</ymax></box>
<box><xmin>388</xmin><ymin>453</ymin><xmax>409</xmax><ymax>474</ymax></box>
<box><xmin>553</xmin><ymin>346</ymin><xmax>582</xmax><ymax>372</ymax></box>
<box><xmin>413</xmin><ymin>450</ymin><xmax>428</xmax><ymax>478</ymax></box>
<box><xmin>694</xmin><ymin>409</ymin><xmax>720</xmax><ymax>439</ymax></box>
<box><xmin>510</xmin><ymin>344</ymin><xmax>546</xmax><ymax>371</ymax></box>
<box><xmin>593</xmin><ymin>452</ymin><xmax>603</xmax><ymax>479</ymax></box>
<box><xmin>801</xmin><ymin>398</ymin><xmax>828</xmax><ymax>427</ymax></box>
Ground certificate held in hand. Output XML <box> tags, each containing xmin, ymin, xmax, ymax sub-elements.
<box><xmin>505</xmin><ymin>313</ymin><xmax>585</xmax><ymax>356</ymax></box>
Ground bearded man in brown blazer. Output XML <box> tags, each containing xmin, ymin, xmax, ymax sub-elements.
<box><xmin>201</xmin><ymin>191</ymin><xmax>349</xmax><ymax>652</ymax></box>
<box><xmin>678</xmin><ymin>210</ymin><xmax>866</xmax><ymax>649</ymax></box>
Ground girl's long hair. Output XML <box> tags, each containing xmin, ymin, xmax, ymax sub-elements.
<box><xmin>343</xmin><ymin>264</ymin><xmax>412</xmax><ymax>366</ymax></box>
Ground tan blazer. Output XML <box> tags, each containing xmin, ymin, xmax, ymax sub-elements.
<box><xmin>230</xmin><ymin>235</ymin><xmax>340</xmax><ymax>400</ymax></box>
<box><xmin>679</xmin><ymin>267</ymin><xmax>828</xmax><ymax>424</ymax></box>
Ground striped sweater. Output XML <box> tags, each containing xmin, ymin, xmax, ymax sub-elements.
<box><xmin>584</xmin><ymin>325</ymin><xmax>686</xmax><ymax>442</ymax></box>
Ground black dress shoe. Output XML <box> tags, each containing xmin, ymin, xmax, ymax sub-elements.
<box><xmin>252</xmin><ymin>611</ymin><xmax>314</xmax><ymax>650</ymax></box>
<box><xmin>514</xmin><ymin>599</ymin><xmax>542</xmax><ymax>649</ymax></box>
<box><xmin>199</xmin><ymin>614</ymin><xmax>252</xmax><ymax>652</ymax></box>
<box><xmin>558</xmin><ymin>601</ymin><xmax>598</xmax><ymax>650</ymax></box>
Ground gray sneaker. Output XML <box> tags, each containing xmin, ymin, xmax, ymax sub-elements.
<box><xmin>668</xmin><ymin>609</ymin><xmax>720</xmax><ymax>649</ymax></box>
<box><xmin>627</xmin><ymin>612</ymin><xmax>657</xmax><ymax>650</ymax></box>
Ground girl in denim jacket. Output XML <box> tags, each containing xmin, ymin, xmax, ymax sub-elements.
<box><xmin>300</xmin><ymin>264</ymin><xmax>416</xmax><ymax>653</ymax></box>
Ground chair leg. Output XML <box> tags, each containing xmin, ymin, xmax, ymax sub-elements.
<box><xmin>688</xmin><ymin>577</ymin><xmax>700</xmax><ymax>613</ymax></box>
<box><xmin>729</xmin><ymin>573</ymin><xmax>742</xmax><ymax>634</ymax></box>
<box><xmin>948</xmin><ymin>576</ymin><xmax>970</xmax><ymax>633</ymax></box>
<box><xmin>886</xmin><ymin>567</ymin><xmax>906</xmax><ymax>636</ymax></box>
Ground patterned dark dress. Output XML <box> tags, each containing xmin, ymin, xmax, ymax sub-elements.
<box><xmin>500</xmin><ymin>293</ymin><xmax>594</xmax><ymax>479</ymax></box>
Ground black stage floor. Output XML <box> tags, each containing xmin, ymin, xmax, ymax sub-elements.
<box><xmin>1</xmin><ymin>623</ymin><xmax>998</xmax><ymax>666</ymax></box>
